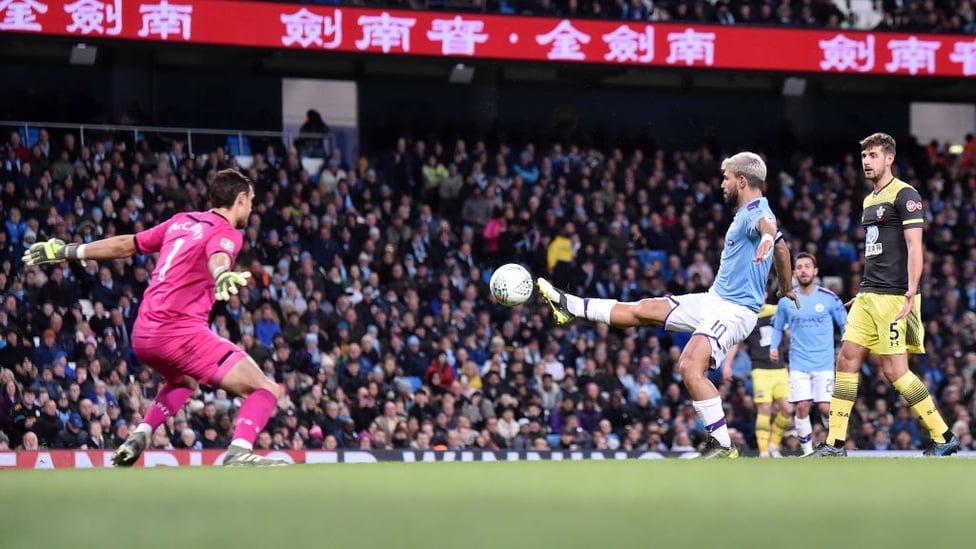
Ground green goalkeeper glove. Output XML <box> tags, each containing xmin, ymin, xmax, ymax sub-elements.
<box><xmin>22</xmin><ymin>239</ymin><xmax>84</xmax><ymax>266</ymax></box>
<box><xmin>214</xmin><ymin>270</ymin><xmax>251</xmax><ymax>301</ymax></box>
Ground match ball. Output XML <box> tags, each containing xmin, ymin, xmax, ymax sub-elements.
<box><xmin>489</xmin><ymin>263</ymin><xmax>534</xmax><ymax>307</ymax></box>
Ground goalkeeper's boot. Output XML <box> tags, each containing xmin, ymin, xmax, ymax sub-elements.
<box><xmin>694</xmin><ymin>437</ymin><xmax>739</xmax><ymax>459</ymax></box>
<box><xmin>922</xmin><ymin>434</ymin><xmax>961</xmax><ymax>457</ymax></box>
<box><xmin>222</xmin><ymin>445</ymin><xmax>289</xmax><ymax>467</ymax></box>
<box><xmin>536</xmin><ymin>278</ymin><xmax>575</xmax><ymax>326</ymax></box>
<box><xmin>112</xmin><ymin>431</ymin><xmax>149</xmax><ymax>467</ymax></box>
<box><xmin>804</xmin><ymin>442</ymin><xmax>847</xmax><ymax>458</ymax></box>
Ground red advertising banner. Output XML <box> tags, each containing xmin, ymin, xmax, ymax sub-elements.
<box><xmin>0</xmin><ymin>0</ymin><xmax>976</xmax><ymax>77</ymax></box>
<box><xmin>0</xmin><ymin>1</ymin><xmax>974</xmax><ymax>77</ymax></box>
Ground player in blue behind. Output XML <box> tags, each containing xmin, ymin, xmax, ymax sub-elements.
<box><xmin>770</xmin><ymin>253</ymin><xmax>847</xmax><ymax>456</ymax></box>
<box><xmin>538</xmin><ymin>152</ymin><xmax>798</xmax><ymax>458</ymax></box>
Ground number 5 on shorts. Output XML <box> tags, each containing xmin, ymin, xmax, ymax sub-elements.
<box><xmin>888</xmin><ymin>322</ymin><xmax>899</xmax><ymax>346</ymax></box>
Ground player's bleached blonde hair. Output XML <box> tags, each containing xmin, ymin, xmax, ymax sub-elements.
<box><xmin>721</xmin><ymin>152</ymin><xmax>767</xmax><ymax>189</ymax></box>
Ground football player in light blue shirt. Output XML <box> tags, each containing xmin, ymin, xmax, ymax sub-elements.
<box><xmin>537</xmin><ymin>152</ymin><xmax>798</xmax><ymax>458</ymax></box>
<box><xmin>771</xmin><ymin>252</ymin><xmax>847</xmax><ymax>455</ymax></box>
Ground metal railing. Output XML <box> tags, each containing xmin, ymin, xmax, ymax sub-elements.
<box><xmin>0</xmin><ymin>120</ymin><xmax>337</xmax><ymax>158</ymax></box>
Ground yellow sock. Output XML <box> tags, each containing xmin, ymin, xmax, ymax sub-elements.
<box><xmin>892</xmin><ymin>372</ymin><xmax>951</xmax><ymax>444</ymax></box>
<box><xmin>770</xmin><ymin>413</ymin><xmax>791</xmax><ymax>447</ymax></box>
<box><xmin>755</xmin><ymin>413</ymin><xmax>771</xmax><ymax>454</ymax></box>
<box><xmin>827</xmin><ymin>371</ymin><xmax>859</xmax><ymax>448</ymax></box>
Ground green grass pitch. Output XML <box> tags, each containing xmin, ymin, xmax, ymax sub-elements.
<box><xmin>4</xmin><ymin>459</ymin><xmax>975</xmax><ymax>549</ymax></box>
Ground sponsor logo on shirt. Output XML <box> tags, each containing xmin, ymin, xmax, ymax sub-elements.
<box><xmin>906</xmin><ymin>200</ymin><xmax>923</xmax><ymax>212</ymax></box>
<box><xmin>220</xmin><ymin>238</ymin><xmax>235</xmax><ymax>252</ymax></box>
<box><xmin>865</xmin><ymin>225</ymin><xmax>883</xmax><ymax>257</ymax></box>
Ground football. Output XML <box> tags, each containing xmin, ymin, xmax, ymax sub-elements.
<box><xmin>489</xmin><ymin>263</ymin><xmax>534</xmax><ymax>306</ymax></box>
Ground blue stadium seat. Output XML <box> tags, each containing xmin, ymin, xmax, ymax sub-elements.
<box><xmin>18</xmin><ymin>127</ymin><xmax>40</xmax><ymax>147</ymax></box>
<box><xmin>546</xmin><ymin>434</ymin><xmax>561</xmax><ymax>448</ymax></box>
<box><xmin>226</xmin><ymin>135</ymin><xmax>251</xmax><ymax>156</ymax></box>
<box><xmin>635</xmin><ymin>249</ymin><xmax>668</xmax><ymax>269</ymax></box>
<box><xmin>404</xmin><ymin>376</ymin><xmax>424</xmax><ymax>394</ymax></box>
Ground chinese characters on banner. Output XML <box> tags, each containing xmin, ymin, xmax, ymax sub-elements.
<box><xmin>1</xmin><ymin>0</ymin><xmax>975</xmax><ymax>77</ymax></box>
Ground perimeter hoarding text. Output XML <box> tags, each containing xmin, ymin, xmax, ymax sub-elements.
<box><xmin>2</xmin><ymin>0</ymin><xmax>975</xmax><ymax>77</ymax></box>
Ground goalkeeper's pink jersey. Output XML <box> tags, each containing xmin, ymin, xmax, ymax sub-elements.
<box><xmin>133</xmin><ymin>211</ymin><xmax>243</xmax><ymax>335</ymax></box>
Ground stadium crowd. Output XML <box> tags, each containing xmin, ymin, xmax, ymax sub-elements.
<box><xmin>266</xmin><ymin>0</ymin><xmax>976</xmax><ymax>33</ymax></box>
<box><xmin>0</xmin><ymin>123</ymin><xmax>974</xmax><ymax>457</ymax></box>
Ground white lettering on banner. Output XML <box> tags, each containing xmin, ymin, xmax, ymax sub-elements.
<box><xmin>137</xmin><ymin>0</ymin><xmax>192</xmax><ymax>41</ymax></box>
<box><xmin>885</xmin><ymin>36</ymin><xmax>940</xmax><ymax>75</ymax></box>
<box><xmin>304</xmin><ymin>451</ymin><xmax>339</xmax><ymax>464</ymax></box>
<box><xmin>143</xmin><ymin>451</ymin><xmax>180</xmax><ymax>467</ymax></box>
<box><xmin>602</xmin><ymin>25</ymin><xmax>654</xmax><ymax>63</ymax></box>
<box><xmin>0</xmin><ymin>0</ymin><xmax>47</xmax><ymax>31</ymax></box>
<box><xmin>280</xmin><ymin>8</ymin><xmax>342</xmax><ymax>49</ymax></box>
<box><xmin>427</xmin><ymin>16</ymin><xmax>488</xmax><ymax>56</ymax></box>
<box><xmin>665</xmin><ymin>29</ymin><xmax>715</xmax><ymax>66</ymax></box>
<box><xmin>355</xmin><ymin>12</ymin><xmax>416</xmax><ymax>53</ymax></box>
<box><xmin>819</xmin><ymin>34</ymin><xmax>875</xmax><ymax>72</ymax></box>
<box><xmin>342</xmin><ymin>451</ymin><xmax>378</xmax><ymax>463</ymax></box>
<box><xmin>536</xmin><ymin>20</ymin><xmax>591</xmax><ymax>61</ymax></box>
<box><xmin>34</xmin><ymin>452</ymin><xmax>54</xmax><ymax>469</ymax></box>
<box><xmin>65</xmin><ymin>0</ymin><xmax>121</xmax><ymax>36</ymax></box>
<box><xmin>949</xmin><ymin>40</ymin><xmax>976</xmax><ymax>76</ymax></box>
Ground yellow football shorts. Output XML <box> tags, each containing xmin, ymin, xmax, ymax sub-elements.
<box><xmin>842</xmin><ymin>292</ymin><xmax>924</xmax><ymax>355</ymax></box>
<box><xmin>751</xmin><ymin>368</ymin><xmax>790</xmax><ymax>404</ymax></box>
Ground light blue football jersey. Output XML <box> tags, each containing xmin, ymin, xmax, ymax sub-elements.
<box><xmin>711</xmin><ymin>198</ymin><xmax>776</xmax><ymax>312</ymax></box>
<box><xmin>771</xmin><ymin>286</ymin><xmax>847</xmax><ymax>372</ymax></box>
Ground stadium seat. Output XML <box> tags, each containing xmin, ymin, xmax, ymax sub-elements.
<box><xmin>404</xmin><ymin>376</ymin><xmax>423</xmax><ymax>393</ymax></box>
<box><xmin>226</xmin><ymin>135</ymin><xmax>251</xmax><ymax>156</ymax></box>
<box><xmin>546</xmin><ymin>434</ymin><xmax>561</xmax><ymax>448</ymax></box>
<box><xmin>301</xmin><ymin>157</ymin><xmax>325</xmax><ymax>182</ymax></box>
<box><xmin>635</xmin><ymin>249</ymin><xmax>668</xmax><ymax>269</ymax></box>
<box><xmin>78</xmin><ymin>298</ymin><xmax>94</xmax><ymax>320</ymax></box>
<box><xmin>18</xmin><ymin>127</ymin><xmax>40</xmax><ymax>147</ymax></box>
<box><xmin>235</xmin><ymin>155</ymin><xmax>253</xmax><ymax>169</ymax></box>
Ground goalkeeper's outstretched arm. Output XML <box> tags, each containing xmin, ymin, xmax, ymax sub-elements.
<box><xmin>23</xmin><ymin>235</ymin><xmax>139</xmax><ymax>266</ymax></box>
<box><xmin>72</xmin><ymin>235</ymin><xmax>139</xmax><ymax>261</ymax></box>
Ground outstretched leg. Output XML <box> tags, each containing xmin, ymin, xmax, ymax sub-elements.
<box><xmin>537</xmin><ymin>277</ymin><xmax>675</xmax><ymax>327</ymax></box>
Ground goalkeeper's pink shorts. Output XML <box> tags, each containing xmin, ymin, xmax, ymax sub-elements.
<box><xmin>132</xmin><ymin>330</ymin><xmax>249</xmax><ymax>387</ymax></box>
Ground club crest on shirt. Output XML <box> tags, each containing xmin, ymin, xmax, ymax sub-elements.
<box><xmin>875</xmin><ymin>206</ymin><xmax>885</xmax><ymax>220</ymax></box>
<box><xmin>220</xmin><ymin>238</ymin><xmax>235</xmax><ymax>252</ymax></box>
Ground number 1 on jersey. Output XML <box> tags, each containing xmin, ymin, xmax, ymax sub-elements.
<box><xmin>158</xmin><ymin>237</ymin><xmax>185</xmax><ymax>281</ymax></box>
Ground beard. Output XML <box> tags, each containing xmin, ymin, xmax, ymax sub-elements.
<box><xmin>864</xmin><ymin>165</ymin><xmax>884</xmax><ymax>184</ymax></box>
<box><xmin>724</xmin><ymin>189</ymin><xmax>738</xmax><ymax>207</ymax></box>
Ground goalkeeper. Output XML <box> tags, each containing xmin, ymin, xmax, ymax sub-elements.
<box><xmin>23</xmin><ymin>169</ymin><xmax>287</xmax><ymax>467</ymax></box>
